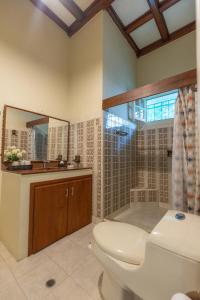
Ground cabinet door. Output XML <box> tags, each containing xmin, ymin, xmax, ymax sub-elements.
<box><xmin>67</xmin><ymin>177</ymin><xmax>92</xmax><ymax>234</ymax></box>
<box><xmin>32</xmin><ymin>182</ymin><xmax>68</xmax><ymax>253</ymax></box>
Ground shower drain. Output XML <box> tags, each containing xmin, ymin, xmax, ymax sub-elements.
<box><xmin>46</xmin><ymin>279</ymin><xmax>56</xmax><ymax>288</ymax></box>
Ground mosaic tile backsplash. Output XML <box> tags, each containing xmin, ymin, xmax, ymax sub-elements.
<box><xmin>103</xmin><ymin>111</ymin><xmax>173</xmax><ymax>217</ymax></box>
<box><xmin>69</xmin><ymin>118</ymin><xmax>102</xmax><ymax>218</ymax></box>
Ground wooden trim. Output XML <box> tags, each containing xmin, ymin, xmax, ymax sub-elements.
<box><xmin>147</xmin><ymin>0</ymin><xmax>169</xmax><ymax>41</ymax></box>
<box><xmin>102</xmin><ymin>69</ymin><xmax>197</xmax><ymax>109</ymax></box>
<box><xmin>139</xmin><ymin>21</ymin><xmax>196</xmax><ymax>56</ymax></box>
<box><xmin>107</xmin><ymin>6</ymin><xmax>139</xmax><ymax>56</ymax></box>
<box><xmin>159</xmin><ymin>0</ymin><xmax>181</xmax><ymax>12</ymax></box>
<box><xmin>26</xmin><ymin>117</ymin><xmax>49</xmax><ymax>128</ymax></box>
<box><xmin>30</xmin><ymin>0</ymin><xmax>69</xmax><ymax>35</ymax></box>
<box><xmin>126</xmin><ymin>0</ymin><xmax>181</xmax><ymax>34</ymax></box>
<box><xmin>1</xmin><ymin>105</ymin><xmax>7</xmax><ymax>161</ymax></box>
<box><xmin>28</xmin><ymin>175</ymin><xmax>92</xmax><ymax>255</ymax></box>
<box><xmin>68</xmin><ymin>0</ymin><xmax>114</xmax><ymax>36</ymax></box>
<box><xmin>59</xmin><ymin>0</ymin><xmax>83</xmax><ymax>20</ymax></box>
<box><xmin>126</xmin><ymin>10</ymin><xmax>152</xmax><ymax>33</ymax></box>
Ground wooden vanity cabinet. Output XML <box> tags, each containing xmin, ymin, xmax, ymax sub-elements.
<box><xmin>29</xmin><ymin>175</ymin><xmax>92</xmax><ymax>255</ymax></box>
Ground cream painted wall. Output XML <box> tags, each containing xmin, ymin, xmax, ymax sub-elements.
<box><xmin>0</xmin><ymin>0</ymin><xmax>70</xmax><ymax>126</ymax></box>
<box><xmin>68</xmin><ymin>13</ymin><xmax>103</xmax><ymax>123</ymax></box>
<box><xmin>0</xmin><ymin>0</ymin><xmax>70</xmax><ymax>197</ymax></box>
<box><xmin>137</xmin><ymin>31</ymin><xmax>196</xmax><ymax>87</ymax></box>
<box><xmin>103</xmin><ymin>11</ymin><xmax>137</xmax><ymax>99</ymax></box>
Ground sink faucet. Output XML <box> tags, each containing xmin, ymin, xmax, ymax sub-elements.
<box><xmin>43</xmin><ymin>160</ymin><xmax>49</xmax><ymax>169</ymax></box>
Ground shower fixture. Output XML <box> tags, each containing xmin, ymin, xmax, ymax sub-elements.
<box><xmin>115</xmin><ymin>130</ymin><xmax>128</xmax><ymax>136</ymax></box>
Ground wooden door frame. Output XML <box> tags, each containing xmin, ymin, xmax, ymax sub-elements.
<box><xmin>102</xmin><ymin>69</ymin><xmax>197</xmax><ymax>110</ymax></box>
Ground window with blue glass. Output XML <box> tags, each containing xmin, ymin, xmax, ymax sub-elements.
<box><xmin>133</xmin><ymin>90</ymin><xmax>178</xmax><ymax>122</ymax></box>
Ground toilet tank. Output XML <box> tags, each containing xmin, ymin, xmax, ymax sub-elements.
<box><xmin>136</xmin><ymin>210</ymin><xmax>200</xmax><ymax>300</ymax></box>
<box><xmin>149</xmin><ymin>210</ymin><xmax>200</xmax><ymax>262</ymax></box>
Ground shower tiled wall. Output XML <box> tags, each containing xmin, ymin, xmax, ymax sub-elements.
<box><xmin>131</xmin><ymin>125</ymin><xmax>173</xmax><ymax>204</ymax></box>
<box><xmin>69</xmin><ymin>118</ymin><xmax>102</xmax><ymax>218</ymax></box>
<box><xmin>103</xmin><ymin>110</ymin><xmax>173</xmax><ymax>217</ymax></box>
<box><xmin>103</xmin><ymin>112</ymin><xmax>136</xmax><ymax>217</ymax></box>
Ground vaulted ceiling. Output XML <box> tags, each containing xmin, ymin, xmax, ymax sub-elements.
<box><xmin>30</xmin><ymin>0</ymin><xmax>196</xmax><ymax>56</ymax></box>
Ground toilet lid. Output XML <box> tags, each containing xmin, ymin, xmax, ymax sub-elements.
<box><xmin>93</xmin><ymin>221</ymin><xmax>148</xmax><ymax>265</ymax></box>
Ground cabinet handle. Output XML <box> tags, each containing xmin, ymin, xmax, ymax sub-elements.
<box><xmin>65</xmin><ymin>188</ymin><xmax>69</xmax><ymax>198</ymax></box>
<box><xmin>71</xmin><ymin>187</ymin><xmax>74</xmax><ymax>197</ymax></box>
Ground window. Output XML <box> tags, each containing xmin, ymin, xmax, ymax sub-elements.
<box><xmin>133</xmin><ymin>90</ymin><xmax>178</xmax><ymax>122</ymax></box>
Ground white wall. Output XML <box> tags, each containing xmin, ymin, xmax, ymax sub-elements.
<box><xmin>137</xmin><ymin>31</ymin><xmax>196</xmax><ymax>87</ymax></box>
<box><xmin>0</xmin><ymin>0</ymin><xmax>70</xmax><ymax>198</ymax></box>
<box><xmin>103</xmin><ymin>11</ymin><xmax>137</xmax><ymax>99</ymax></box>
<box><xmin>68</xmin><ymin>13</ymin><xmax>103</xmax><ymax>123</ymax></box>
<box><xmin>0</xmin><ymin>0</ymin><xmax>70</xmax><ymax>124</ymax></box>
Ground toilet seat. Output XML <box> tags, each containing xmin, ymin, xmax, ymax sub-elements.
<box><xmin>93</xmin><ymin>221</ymin><xmax>148</xmax><ymax>265</ymax></box>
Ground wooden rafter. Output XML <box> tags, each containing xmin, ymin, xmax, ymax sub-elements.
<box><xmin>159</xmin><ymin>0</ymin><xmax>181</xmax><ymax>12</ymax></box>
<box><xmin>126</xmin><ymin>0</ymin><xmax>181</xmax><ymax>34</ymax></box>
<box><xmin>30</xmin><ymin>0</ymin><xmax>69</xmax><ymax>35</ymax></box>
<box><xmin>59</xmin><ymin>0</ymin><xmax>83</xmax><ymax>21</ymax></box>
<box><xmin>68</xmin><ymin>0</ymin><xmax>114</xmax><ymax>36</ymax></box>
<box><xmin>147</xmin><ymin>0</ymin><xmax>169</xmax><ymax>41</ymax></box>
<box><xmin>107</xmin><ymin>6</ymin><xmax>139</xmax><ymax>56</ymax></box>
<box><xmin>139</xmin><ymin>21</ymin><xmax>196</xmax><ymax>56</ymax></box>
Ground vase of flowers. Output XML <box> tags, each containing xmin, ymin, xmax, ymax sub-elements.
<box><xmin>4</xmin><ymin>146</ymin><xmax>26</xmax><ymax>168</ymax></box>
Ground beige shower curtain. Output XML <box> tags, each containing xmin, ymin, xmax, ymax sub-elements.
<box><xmin>172</xmin><ymin>86</ymin><xmax>200</xmax><ymax>214</ymax></box>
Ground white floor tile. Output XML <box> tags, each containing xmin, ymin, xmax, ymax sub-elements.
<box><xmin>6</xmin><ymin>251</ymin><xmax>50</xmax><ymax>279</ymax></box>
<box><xmin>53</xmin><ymin>277</ymin><xmax>93</xmax><ymax>300</ymax></box>
<box><xmin>0</xmin><ymin>256</ymin><xmax>16</xmax><ymax>290</ymax></box>
<box><xmin>71</xmin><ymin>254</ymin><xmax>103</xmax><ymax>300</ymax></box>
<box><xmin>44</xmin><ymin>238</ymin><xmax>91</xmax><ymax>275</ymax></box>
<box><xmin>17</xmin><ymin>259</ymin><xmax>67</xmax><ymax>300</ymax></box>
<box><xmin>0</xmin><ymin>280</ymin><xmax>27</xmax><ymax>300</ymax></box>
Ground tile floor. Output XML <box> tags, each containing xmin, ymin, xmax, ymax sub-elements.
<box><xmin>0</xmin><ymin>223</ymin><xmax>103</xmax><ymax>300</ymax></box>
<box><xmin>114</xmin><ymin>205</ymin><xmax>167</xmax><ymax>232</ymax></box>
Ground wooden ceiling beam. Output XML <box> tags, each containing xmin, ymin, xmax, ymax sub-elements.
<box><xmin>147</xmin><ymin>0</ymin><xmax>169</xmax><ymax>41</ymax></box>
<box><xmin>107</xmin><ymin>6</ymin><xmax>139</xmax><ymax>57</ymax></box>
<box><xmin>126</xmin><ymin>0</ymin><xmax>181</xmax><ymax>34</ymax></box>
<box><xmin>126</xmin><ymin>11</ymin><xmax>152</xmax><ymax>33</ymax></box>
<box><xmin>30</xmin><ymin>0</ymin><xmax>69</xmax><ymax>35</ymax></box>
<box><xmin>59</xmin><ymin>0</ymin><xmax>83</xmax><ymax>21</ymax></box>
<box><xmin>159</xmin><ymin>0</ymin><xmax>181</xmax><ymax>12</ymax></box>
<box><xmin>68</xmin><ymin>0</ymin><xmax>114</xmax><ymax>36</ymax></box>
<box><xmin>139</xmin><ymin>21</ymin><xmax>196</xmax><ymax>56</ymax></box>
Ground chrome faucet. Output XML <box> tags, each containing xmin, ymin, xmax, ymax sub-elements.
<box><xmin>43</xmin><ymin>160</ymin><xmax>49</xmax><ymax>169</ymax></box>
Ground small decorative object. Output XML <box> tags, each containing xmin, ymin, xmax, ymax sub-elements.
<box><xmin>74</xmin><ymin>155</ymin><xmax>81</xmax><ymax>164</ymax></box>
<box><xmin>4</xmin><ymin>146</ymin><xmax>27</xmax><ymax>170</ymax></box>
<box><xmin>58</xmin><ymin>160</ymin><xmax>65</xmax><ymax>167</ymax></box>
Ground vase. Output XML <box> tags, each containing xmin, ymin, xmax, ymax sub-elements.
<box><xmin>11</xmin><ymin>161</ymin><xmax>20</xmax><ymax>167</ymax></box>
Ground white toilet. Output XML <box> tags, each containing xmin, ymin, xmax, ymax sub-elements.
<box><xmin>92</xmin><ymin>210</ymin><xmax>200</xmax><ymax>300</ymax></box>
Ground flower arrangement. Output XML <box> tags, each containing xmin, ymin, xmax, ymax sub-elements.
<box><xmin>4</xmin><ymin>146</ymin><xmax>26</xmax><ymax>162</ymax></box>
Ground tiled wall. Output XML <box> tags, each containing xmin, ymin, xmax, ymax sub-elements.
<box><xmin>69</xmin><ymin>118</ymin><xmax>102</xmax><ymax>218</ymax></box>
<box><xmin>5</xmin><ymin>125</ymin><xmax>69</xmax><ymax>162</ymax></box>
<box><xmin>48</xmin><ymin>125</ymin><xmax>69</xmax><ymax>160</ymax></box>
<box><xmin>103</xmin><ymin>111</ymin><xmax>173</xmax><ymax>217</ymax></box>
<box><xmin>131</xmin><ymin>125</ymin><xmax>173</xmax><ymax>204</ymax></box>
<box><xmin>4</xmin><ymin>129</ymin><xmax>32</xmax><ymax>160</ymax></box>
<box><xmin>103</xmin><ymin>112</ymin><xmax>136</xmax><ymax>217</ymax></box>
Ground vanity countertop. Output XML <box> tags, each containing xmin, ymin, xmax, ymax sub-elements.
<box><xmin>3</xmin><ymin>166</ymin><xmax>92</xmax><ymax>175</ymax></box>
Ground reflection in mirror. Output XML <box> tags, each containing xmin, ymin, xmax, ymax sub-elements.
<box><xmin>3</xmin><ymin>107</ymin><xmax>69</xmax><ymax>162</ymax></box>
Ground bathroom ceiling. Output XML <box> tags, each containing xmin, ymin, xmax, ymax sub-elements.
<box><xmin>30</xmin><ymin>0</ymin><xmax>196</xmax><ymax>56</ymax></box>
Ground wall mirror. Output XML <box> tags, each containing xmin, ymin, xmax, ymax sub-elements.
<box><xmin>2</xmin><ymin>106</ymin><xmax>70</xmax><ymax>162</ymax></box>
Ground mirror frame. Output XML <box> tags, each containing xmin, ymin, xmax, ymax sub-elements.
<box><xmin>1</xmin><ymin>105</ymin><xmax>70</xmax><ymax>164</ymax></box>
